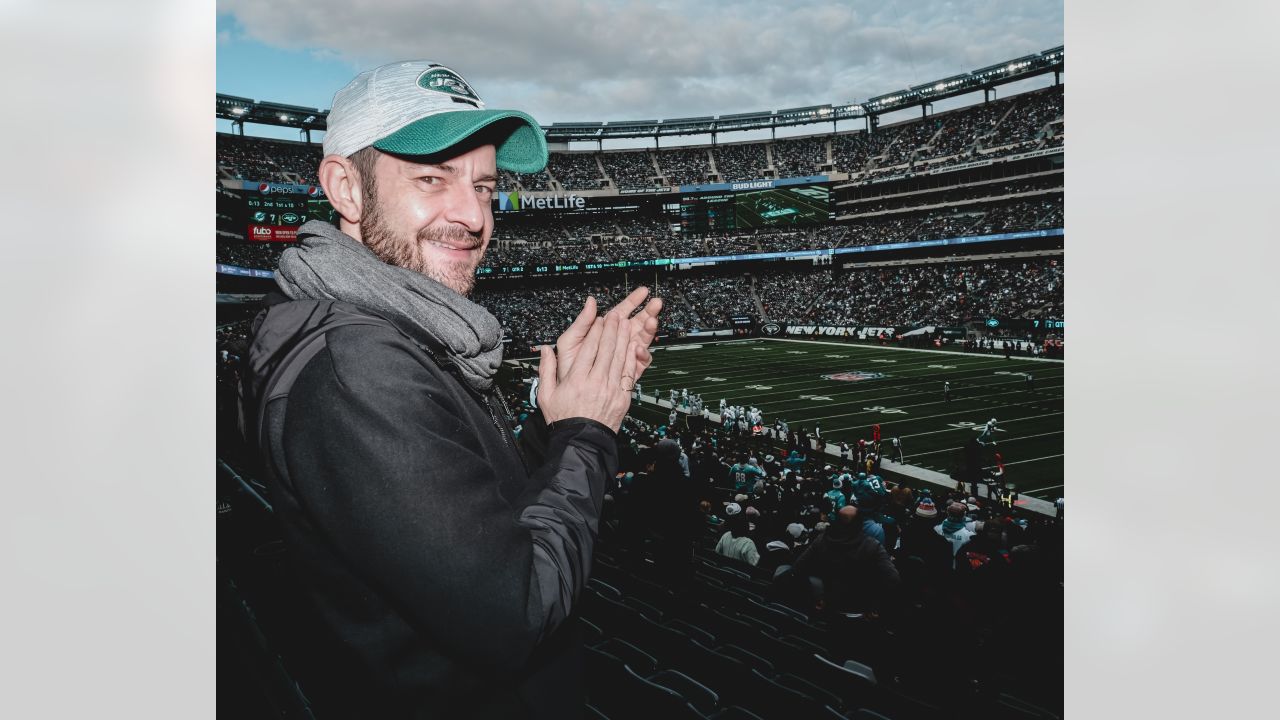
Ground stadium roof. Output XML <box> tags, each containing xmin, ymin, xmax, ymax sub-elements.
<box><xmin>217</xmin><ymin>46</ymin><xmax>1062</xmax><ymax>142</ymax></box>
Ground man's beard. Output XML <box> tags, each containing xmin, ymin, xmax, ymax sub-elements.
<box><xmin>360</xmin><ymin>200</ymin><xmax>483</xmax><ymax>296</ymax></box>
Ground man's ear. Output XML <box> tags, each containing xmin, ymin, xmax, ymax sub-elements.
<box><xmin>318</xmin><ymin>154</ymin><xmax>365</xmax><ymax>228</ymax></box>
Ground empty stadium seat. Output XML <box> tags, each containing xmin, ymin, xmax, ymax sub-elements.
<box><xmin>594</xmin><ymin>637</ymin><xmax>659</xmax><ymax>678</ymax></box>
<box><xmin>648</xmin><ymin>668</ymin><xmax>721</xmax><ymax>717</ymax></box>
<box><xmin>679</xmin><ymin>640</ymin><xmax>754</xmax><ymax>705</ymax></box>
<box><xmin>993</xmin><ymin>692</ymin><xmax>1061</xmax><ymax>720</ymax></box>
<box><xmin>621</xmin><ymin>665</ymin><xmax>708</xmax><ymax>720</ymax></box>
<box><xmin>740</xmin><ymin>667</ymin><xmax>844</xmax><ymax>720</ymax></box>
<box><xmin>710</xmin><ymin>707</ymin><xmax>767</xmax><ymax>720</ymax></box>
<box><xmin>803</xmin><ymin>653</ymin><xmax>884</xmax><ymax>715</ymax></box>
<box><xmin>715</xmin><ymin>644</ymin><xmax>775</xmax><ymax>675</ymax></box>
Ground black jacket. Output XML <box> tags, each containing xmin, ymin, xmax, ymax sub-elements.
<box><xmin>792</xmin><ymin>522</ymin><xmax>901</xmax><ymax>613</ymax></box>
<box><xmin>241</xmin><ymin>294</ymin><xmax>617</xmax><ymax>719</ymax></box>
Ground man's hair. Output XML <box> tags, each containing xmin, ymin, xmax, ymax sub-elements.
<box><xmin>349</xmin><ymin>146</ymin><xmax>381</xmax><ymax>205</ymax></box>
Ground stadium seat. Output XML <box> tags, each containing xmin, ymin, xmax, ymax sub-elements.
<box><xmin>778</xmin><ymin>632</ymin><xmax>835</xmax><ymax>668</ymax></box>
<box><xmin>622</xmin><ymin>594</ymin><xmax>666</xmax><ymax>622</ymax></box>
<box><xmin>715</xmin><ymin>643</ymin><xmax>775</xmax><ymax>675</ymax></box>
<box><xmin>630</xmin><ymin>613</ymin><xmax>695</xmax><ymax>669</ymax></box>
<box><xmin>993</xmin><ymin>692</ymin><xmax>1061</xmax><ymax>720</ymax></box>
<box><xmin>588</xmin><ymin>577</ymin><xmax>623</xmax><ymax>599</ymax></box>
<box><xmin>648</xmin><ymin>668</ymin><xmax>721</xmax><ymax>716</ymax></box>
<box><xmin>626</xmin><ymin>573</ymin><xmax>680</xmax><ymax>614</ymax></box>
<box><xmin>621</xmin><ymin>665</ymin><xmax>709</xmax><ymax>720</ymax></box>
<box><xmin>802</xmin><ymin>653</ymin><xmax>883</xmax><ymax>715</ymax></box>
<box><xmin>701</xmin><ymin>607</ymin><xmax>759</xmax><ymax>642</ymax></box>
<box><xmin>579</xmin><ymin>616</ymin><xmax>604</xmax><ymax>647</ymax></box>
<box><xmin>665</xmin><ymin>617</ymin><xmax>717</xmax><ymax>647</ymax></box>
<box><xmin>584</xmin><ymin>645</ymin><xmax>631</xmax><ymax>720</ymax></box>
<box><xmin>679</xmin><ymin>640</ymin><xmax>753</xmax><ymax>704</ymax></box>
<box><xmin>732</xmin><ymin>609</ymin><xmax>780</xmax><ymax>637</ymax></box>
<box><xmin>772</xmin><ymin>672</ymin><xmax>847</xmax><ymax>714</ymax></box>
<box><xmin>585</xmin><ymin>591</ymin><xmax>645</xmax><ymax>639</ymax></box>
<box><xmin>593</xmin><ymin>637</ymin><xmax>659</xmax><ymax>678</ymax></box>
<box><xmin>710</xmin><ymin>707</ymin><xmax>767</xmax><ymax>720</ymax></box>
<box><xmin>739</xmin><ymin>667</ymin><xmax>844</xmax><ymax>720</ymax></box>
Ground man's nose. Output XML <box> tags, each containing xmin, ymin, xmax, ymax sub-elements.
<box><xmin>443</xmin><ymin>182</ymin><xmax>486</xmax><ymax>234</ymax></box>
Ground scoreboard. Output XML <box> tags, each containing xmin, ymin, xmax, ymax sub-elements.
<box><xmin>245</xmin><ymin>195</ymin><xmax>336</xmax><ymax>242</ymax></box>
<box><xmin>679</xmin><ymin>183</ymin><xmax>830</xmax><ymax>234</ymax></box>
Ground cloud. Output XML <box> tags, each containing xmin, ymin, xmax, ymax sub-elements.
<box><xmin>219</xmin><ymin>0</ymin><xmax>1062</xmax><ymax>122</ymax></box>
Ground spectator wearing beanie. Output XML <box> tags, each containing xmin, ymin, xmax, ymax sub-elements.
<box><xmin>896</xmin><ymin>497</ymin><xmax>954</xmax><ymax>579</ymax></box>
<box><xmin>715</xmin><ymin>504</ymin><xmax>760</xmax><ymax>566</ymax></box>
<box><xmin>935</xmin><ymin>501</ymin><xmax>978</xmax><ymax>568</ymax></box>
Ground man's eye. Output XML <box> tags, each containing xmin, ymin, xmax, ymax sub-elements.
<box><xmin>420</xmin><ymin>176</ymin><xmax>443</xmax><ymax>186</ymax></box>
<box><xmin>476</xmin><ymin>186</ymin><xmax>494</xmax><ymax>196</ymax></box>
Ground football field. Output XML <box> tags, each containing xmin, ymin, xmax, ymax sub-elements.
<box><xmin>524</xmin><ymin>337</ymin><xmax>1064</xmax><ymax>501</ymax></box>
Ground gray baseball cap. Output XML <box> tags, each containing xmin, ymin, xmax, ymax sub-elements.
<box><xmin>322</xmin><ymin>60</ymin><xmax>548</xmax><ymax>173</ymax></box>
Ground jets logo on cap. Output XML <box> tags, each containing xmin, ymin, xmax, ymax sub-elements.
<box><xmin>417</xmin><ymin>67</ymin><xmax>481</xmax><ymax>103</ymax></box>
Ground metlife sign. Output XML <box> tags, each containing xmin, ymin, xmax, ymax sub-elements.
<box><xmin>495</xmin><ymin>190</ymin><xmax>588</xmax><ymax>212</ymax></box>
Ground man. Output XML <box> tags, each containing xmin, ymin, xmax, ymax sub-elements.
<box><xmin>239</xmin><ymin>61</ymin><xmax>662</xmax><ymax>719</ymax></box>
<box><xmin>890</xmin><ymin>436</ymin><xmax>904</xmax><ymax>464</ymax></box>
<box><xmin>792</xmin><ymin>505</ymin><xmax>900</xmax><ymax>614</ymax></box>
<box><xmin>944</xmin><ymin>380</ymin><xmax>952</xmax><ymax>402</ymax></box>
<box><xmin>978</xmin><ymin>417</ymin><xmax>1000</xmax><ymax>446</ymax></box>
<box><xmin>935</xmin><ymin>501</ymin><xmax>978</xmax><ymax>567</ymax></box>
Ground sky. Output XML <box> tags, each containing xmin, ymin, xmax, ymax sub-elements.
<box><xmin>216</xmin><ymin>0</ymin><xmax>1063</xmax><ymax>148</ymax></box>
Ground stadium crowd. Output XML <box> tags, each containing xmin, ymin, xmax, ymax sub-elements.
<box><xmin>659</xmin><ymin>148</ymin><xmax>714</xmax><ymax>186</ymax></box>
<box><xmin>214</xmin><ymin>85</ymin><xmax>1062</xmax><ymax>200</ymax></box>
<box><xmin>713</xmin><ymin>142</ymin><xmax>769</xmax><ymax>182</ymax></box>
<box><xmin>601</xmin><ymin>151</ymin><xmax>659</xmax><ymax>190</ymax></box>
<box><xmin>771</xmin><ymin>137</ymin><xmax>828</xmax><ymax>179</ymax></box>
<box><xmin>762</xmin><ymin>257</ymin><xmax>1064</xmax><ymax>328</ymax></box>
<box><xmin>217</xmin><ymin>134</ymin><xmax>321</xmax><ymax>185</ymax></box>
<box><xmin>547</xmin><ymin>152</ymin><xmax>605</xmax><ymax>190</ymax></box>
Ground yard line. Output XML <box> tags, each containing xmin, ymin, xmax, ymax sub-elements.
<box><xmin>776</xmin><ymin>382</ymin><xmax>1064</xmax><ymax>419</ymax></box>
<box><xmin>984</xmin><ymin>454</ymin><xmax>1064</xmax><ymax>468</ymax></box>
<box><xmin>759</xmin><ymin>337</ymin><xmax>1065</xmax><ymax>363</ymax></box>
<box><xmin>682</xmin><ymin>364</ymin><xmax>1064</xmax><ymax>404</ymax></box>
<box><xmin>644</xmin><ymin>345</ymin><xmax>1057</xmax><ymax>379</ymax></box>
<box><xmin>904</xmin><ymin>430</ymin><xmax>1065</xmax><ymax>458</ymax></box>
<box><xmin>1022</xmin><ymin>484</ymin><xmax>1065</xmax><ymax>496</ymax></box>
<box><xmin>894</xmin><ymin>411</ymin><xmax>1065</xmax><ymax>439</ymax></box>
<box><xmin>821</xmin><ymin>400</ymin><xmax>1063</xmax><ymax>433</ymax></box>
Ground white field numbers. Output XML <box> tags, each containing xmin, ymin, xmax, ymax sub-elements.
<box><xmin>947</xmin><ymin>420</ymin><xmax>1007</xmax><ymax>432</ymax></box>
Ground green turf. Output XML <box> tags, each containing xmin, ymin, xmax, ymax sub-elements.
<box><xmin>519</xmin><ymin>337</ymin><xmax>1064</xmax><ymax>500</ymax></box>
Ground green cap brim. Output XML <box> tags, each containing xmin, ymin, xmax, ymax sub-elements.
<box><xmin>371</xmin><ymin>109</ymin><xmax>548</xmax><ymax>174</ymax></box>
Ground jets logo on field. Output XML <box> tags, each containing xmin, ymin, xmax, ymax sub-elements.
<box><xmin>417</xmin><ymin>67</ymin><xmax>481</xmax><ymax>103</ymax></box>
<box><xmin>760</xmin><ymin>322</ymin><xmax>782</xmax><ymax>336</ymax></box>
<box><xmin>822</xmin><ymin>371</ymin><xmax>887</xmax><ymax>382</ymax></box>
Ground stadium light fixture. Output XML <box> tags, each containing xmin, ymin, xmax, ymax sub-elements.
<box><xmin>232</xmin><ymin>108</ymin><xmax>245</xmax><ymax>115</ymax></box>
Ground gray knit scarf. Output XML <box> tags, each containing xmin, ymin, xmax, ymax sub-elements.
<box><xmin>275</xmin><ymin>220</ymin><xmax>503</xmax><ymax>392</ymax></box>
